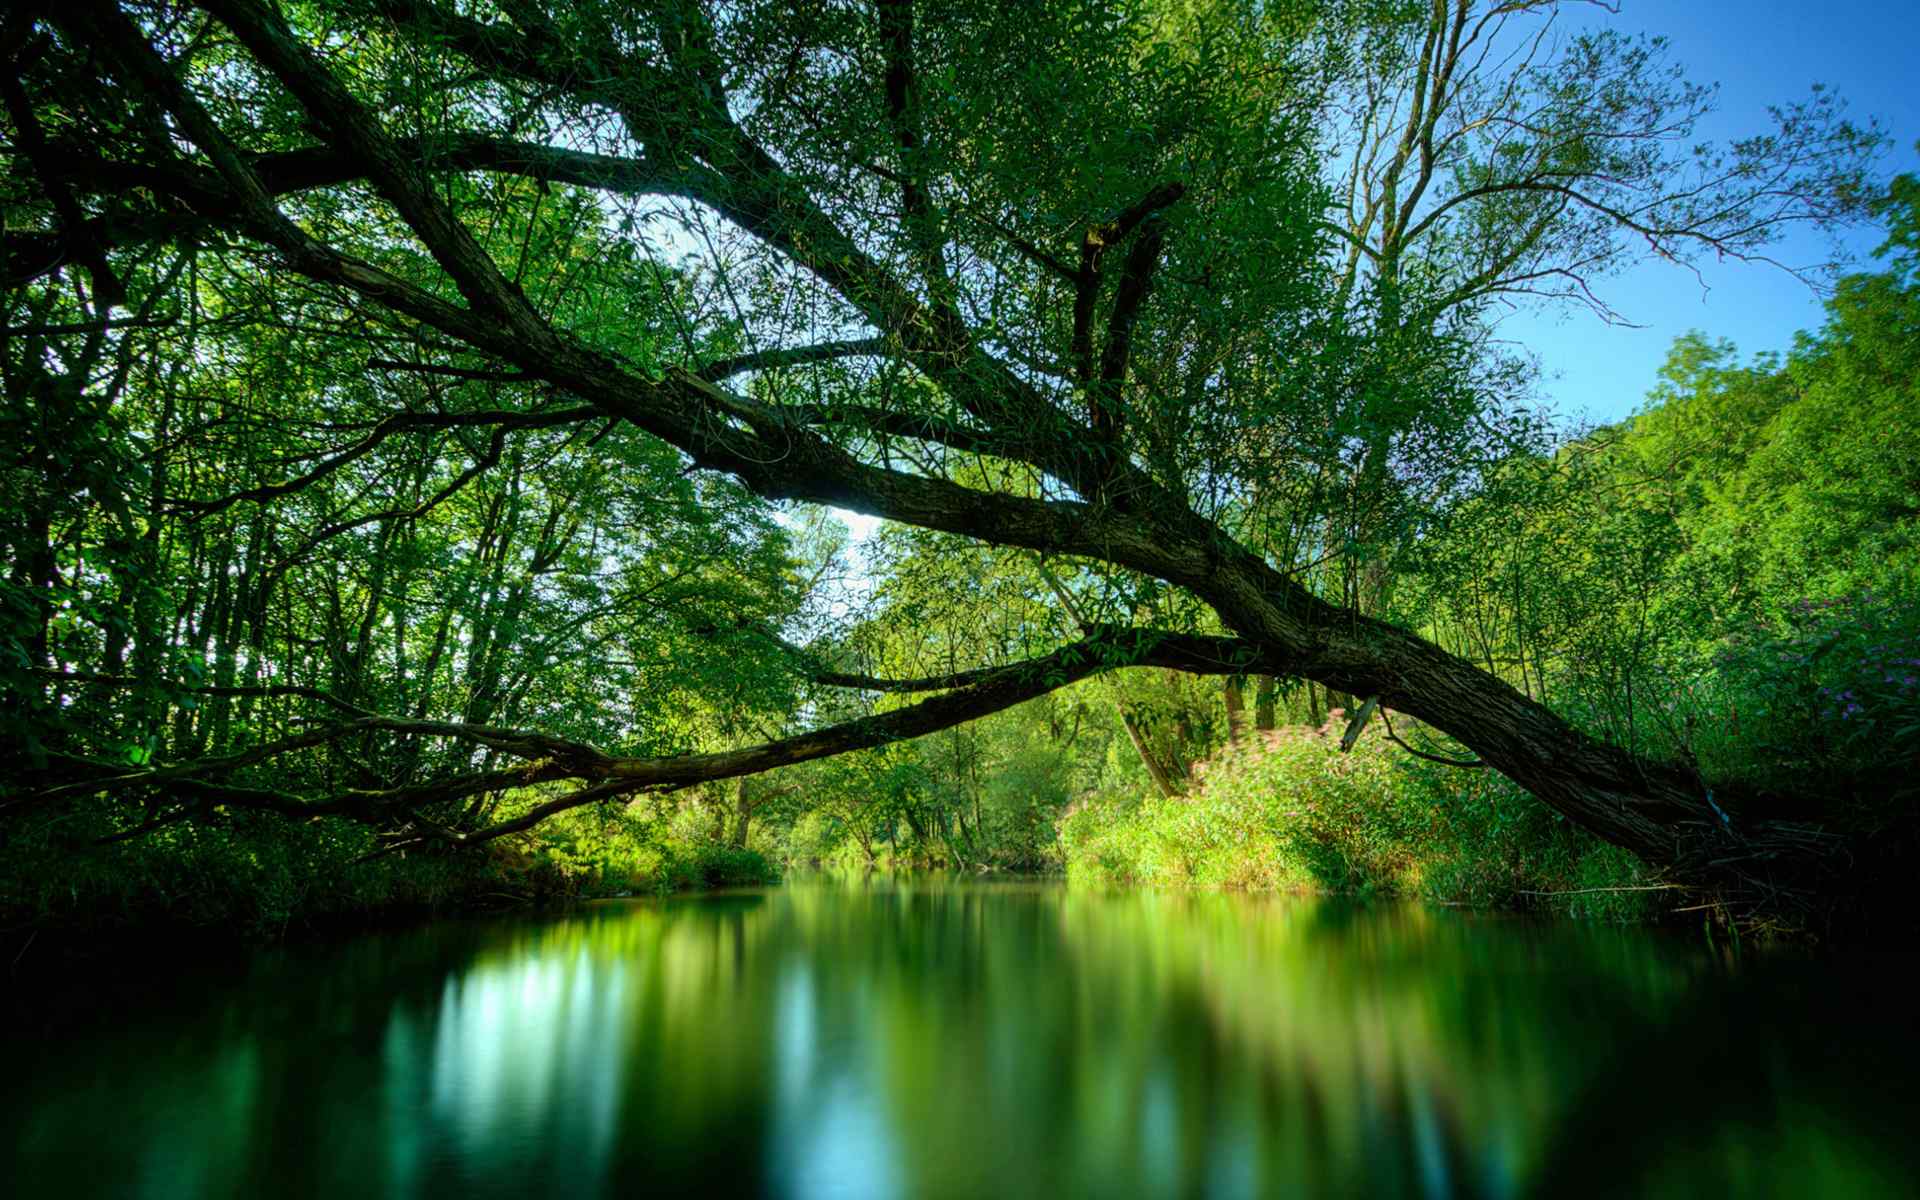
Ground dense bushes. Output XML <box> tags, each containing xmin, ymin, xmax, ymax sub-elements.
<box><xmin>0</xmin><ymin>806</ymin><xmax>472</xmax><ymax>942</ymax></box>
<box><xmin>1058</xmin><ymin>587</ymin><xmax>1920</xmax><ymax>926</ymax></box>
<box><xmin>1061</xmin><ymin>722</ymin><xmax>1667</xmax><ymax>923</ymax></box>
<box><xmin>1688</xmin><ymin>593</ymin><xmax>1920</xmax><ymax>829</ymax></box>
<box><xmin>0</xmin><ymin>792</ymin><xmax>778</xmax><ymax>945</ymax></box>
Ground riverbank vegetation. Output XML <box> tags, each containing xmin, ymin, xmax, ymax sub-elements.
<box><xmin>3</xmin><ymin>0</ymin><xmax>1913</xmax><ymax>945</ymax></box>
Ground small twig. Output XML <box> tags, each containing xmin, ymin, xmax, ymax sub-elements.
<box><xmin>1380</xmin><ymin>708</ymin><xmax>1485</xmax><ymax>768</ymax></box>
<box><xmin>365</xmin><ymin>356</ymin><xmax>531</xmax><ymax>382</ymax></box>
<box><xmin>2</xmin><ymin>314</ymin><xmax>175</xmax><ymax>337</ymax></box>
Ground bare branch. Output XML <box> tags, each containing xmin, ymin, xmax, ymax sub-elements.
<box><xmin>169</xmin><ymin>406</ymin><xmax>597</xmax><ymax>517</ymax></box>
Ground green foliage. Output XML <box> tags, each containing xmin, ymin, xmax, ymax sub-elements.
<box><xmin>665</xmin><ymin>843</ymin><xmax>784</xmax><ymax>892</ymax></box>
<box><xmin>1062</xmin><ymin>731</ymin><xmax>1663</xmax><ymax>922</ymax></box>
<box><xmin>0</xmin><ymin>785</ymin><xmax>777</xmax><ymax>942</ymax></box>
<box><xmin>0</xmin><ymin>4</ymin><xmax>1910</xmax><ymax>943</ymax></box>
<box><xmin>1052</xmin><ymin>174</ymin><xmax>1918</xmax><ymax>928</ymax></box>
<box><xmin>1682</xmin><ymin>593</ymin><xmax>1920</xmax><ymax>823</ymax></box>
<box><xmin>1400</xmin><ymin>177</ymin><xmax>1920</xmax><ymax>834</ymax></box>
<box><xmin>0</xmin><ymin>804</ymin><xmax>479</xmax><ymax>942</ymax></box>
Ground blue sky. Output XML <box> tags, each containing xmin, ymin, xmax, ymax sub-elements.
<box><xmin>1500</xmin><ymin>0</ymin><xmax>1920</xmax><ymax>425</ymax></box>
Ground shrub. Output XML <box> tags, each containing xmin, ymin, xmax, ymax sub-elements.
<box><xmin>1689</xmin><ymin>591</ymin><xmax>1920</xmax><ymax>829</ymax></box>
<box><xmin>1061</xmin><ymin>722</ymin><xmax>1662</xmax><ymax>921</ymax></box>
<box><xmin>0</xmin><ymin>785</ymin><xmax>781</xmax><ymax>946</ymax></box>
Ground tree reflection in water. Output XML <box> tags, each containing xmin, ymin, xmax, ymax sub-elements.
<box><xmin>5</xmin><ymin>879</ymin><xmax>1914</xmax><ymax>1198</ymax></box>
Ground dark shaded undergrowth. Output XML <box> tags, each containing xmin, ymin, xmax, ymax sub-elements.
<box><xmin>0</xmin><ymin>795</ymin><xmax>778</xmax><ymax>967</ymax></box>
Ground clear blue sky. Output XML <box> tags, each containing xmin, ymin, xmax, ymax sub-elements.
<box><xmin>1500</xmin><ymin>0</ymin><xmax>1920</xmax><ymax>425</ymax></box>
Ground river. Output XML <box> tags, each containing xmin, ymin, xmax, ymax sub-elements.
<box><xmin>5</xmin><ymin>877</ymin><xmax>1915</xmax><ymax>1198</ymax></box>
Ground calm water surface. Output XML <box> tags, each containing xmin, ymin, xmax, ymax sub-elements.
<box><xmin>5</xmin><ymin>878</ymin><xmax>1915</xmax><ymax>1198</ymax></box>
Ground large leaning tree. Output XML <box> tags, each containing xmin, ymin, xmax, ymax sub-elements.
<box><xmin>0</xmin><ymin>1</ymin><xmax>1885</xmax><ymax>879</ymax></box>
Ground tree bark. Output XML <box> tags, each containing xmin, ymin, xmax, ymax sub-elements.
<box><xmin>731</xmin><ymin>778</ymin><xmax>752</xmax><ymax>848</ymax></box>
<box><xmin>1120</xmin><ymin>707</ymin><xmax>1182</xmax><ymax>799</ymax></box>
<box><xmin>1253</xmin><ymin>675</ymin><xmax>1277</xmax><ymax>732</ymax></box>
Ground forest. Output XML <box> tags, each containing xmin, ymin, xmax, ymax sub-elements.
<box><xmin>3</xmin><ymin>0</ymin><xmax>1916</xmax><ymax>944</ymax></box>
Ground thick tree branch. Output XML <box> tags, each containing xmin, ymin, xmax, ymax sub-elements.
<box><xmin>3</xmin><ymin>134</ymin><xmax>699</xmax><ymax>289</ymax></box>
<box><xmin>1092</xmin><ymin>215</ymin><xmax>1170</xmax><ymax>444</ymax></box>
<box><xmin>1073</xmin><ymin>183</ymin><xmax>1184</xmax><ymax>440</ymax></box>
<box><xmin>200</xmin><ymin>0</ymin><xmax>550</xmax><ymax>337</ymax></box>
<box><xmin>57</xmin><ymin>627</ymin><xmax>1283</xmax><ymax>846</ymax></box>
<box><xmin>437</xmin><ymin>627</ymin><xmax>1284</xmax><ymax>844</ymax></box>
<box><xmin>876</xmin><ymin>0</ymin><xmax>952</xmax><ymax>302</ymax></box>
<box><xmin>369</xmin><ymin>0</ymin><xmax>1136</xmax><ymax>501</ymax></box>
<box><xmin>0</xmin><ymin>40</ymin><xmax>124</xmax><ymax>307</ymax></box>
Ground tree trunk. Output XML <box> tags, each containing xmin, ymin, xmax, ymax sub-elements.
<box><xmin>1168</xmin><ymin>529</ymin><xmax>1736</xmax><ymax>866</ymax></box>
<box><xmin>1120</xmin><ymin>707</ymin><xmax>1182</xmax><ymax>799</ymax></box>
<box><xmin>1223</xmin><ymin>676</ymin><xmax>1246</xmax><ymax>746</ymax></box>
<box><xmin>1253</xmin><ymin>675</ymin><xmax>1277</xmax><ymax>732</ymax></box>
<box><xmin>731</xmin><ymin>777</ymin><xmax>752</xmax><ymax>847</ymax></box>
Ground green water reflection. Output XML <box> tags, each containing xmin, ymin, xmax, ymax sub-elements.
<box><xmin>6</xmin><ymin>879</ymin><xmax>1915</xmax><ymax>1198</ymax></box>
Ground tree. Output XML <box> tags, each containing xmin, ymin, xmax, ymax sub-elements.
<box><xmin>0</xmin><ymin>0</ymin><xmax>1887</xmax><ymax>886</ymax></box>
